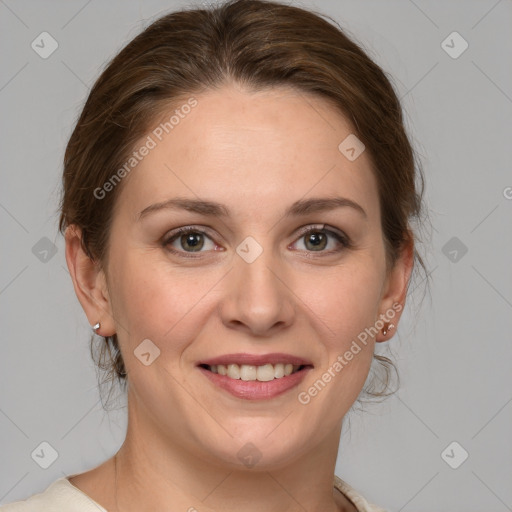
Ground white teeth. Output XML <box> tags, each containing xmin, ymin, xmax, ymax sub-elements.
<box><xmin>208</xmin><ymin>363</ymin><xmax>303</xmax><ymax>381</ymax></box>
<box><xmin>240</xmin><ymin>365</ymin><xmax>257</xmax><ymax>381</ymax></box>
<box><xmin>227</xmin><ymin>364</ymin><xmax>240</xmax><ymax>379</ymax></box>
<box><xmin>274</xmin><ymin>363</ymin><xmax>285</xmax><ymax>378</ymax></box>
<box><xmin>256</xmin><ymin>364</ymin><xmax>275</xmax><ymax>382</ymax></box>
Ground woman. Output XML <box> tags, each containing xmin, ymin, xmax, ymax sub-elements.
<box><xmin>1</xmin><ymin>0</ymin><xmax>427</xmax><ymax>510</ymax></box>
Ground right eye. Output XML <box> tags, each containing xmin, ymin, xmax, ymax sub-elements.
<box><xmin>163</xmin><ymin>226</ymin><xmax>220</xmax><ymax>256</ymax></box>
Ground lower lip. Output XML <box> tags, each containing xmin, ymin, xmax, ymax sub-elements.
<box><xmin>198</xmin><ymin>366</ymin><xmax>312</xmax><ymax>400</ymax></box>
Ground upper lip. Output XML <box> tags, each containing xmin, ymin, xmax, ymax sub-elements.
<box><xmin>198</xmin><ymin>353</ymin><xmax>313</xmax><ymax>367</ymax></box>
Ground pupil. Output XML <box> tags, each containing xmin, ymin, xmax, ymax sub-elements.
<box><xmin>182</xmin><ymin>233</ymin><xmax>203</xmax><ymax>251</ymax></box>
<box><xmin>307</xmin><ymin>232</ymin><xmax>326</xmax><ymax>250</ymax></box>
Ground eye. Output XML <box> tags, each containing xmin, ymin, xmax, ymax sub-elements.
<box><xmin>290</xmin><ymin>224</ymin><xmax>351</xmax><ymax>254</ymax></box>
<box><xmin>162</xmin><ymin>224</ymin><xmax>351</xmax><ymax>259</ymax></box>
<box><xmin>163</xmin><ymin>226</ymin><xmax>218</xmax><ymax>256</ymax></box>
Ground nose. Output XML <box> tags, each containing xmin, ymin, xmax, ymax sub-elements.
<box><xmin>218</xmin><ymin>246</ymin><xmax>296</xmax><ymax>337</ymax></box>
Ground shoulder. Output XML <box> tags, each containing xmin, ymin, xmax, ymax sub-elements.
<box><xmin>0</xmin><ymin>477</ymin><xmax>107</xmax><ymax>512</ymax></box>
<box><xmin>334</xmin><ymin>475</ymin><xmax>389</xmax><ymax>512</ymax></box>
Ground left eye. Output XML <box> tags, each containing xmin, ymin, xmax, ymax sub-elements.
<box><xmin>290</xmin><ymin>226</ymin><xmax>349</xmax><ymax>253</ymax></box>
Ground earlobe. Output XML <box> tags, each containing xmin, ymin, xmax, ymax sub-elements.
<box><xmin>376</xmin><ymin>236</ymin><xmax>414</xmax><ymax>342</ymax></box>
<box><xmin>64</xmin><ymin>225</ymin><xmax>116</xmax><ymax>336</ymax></box>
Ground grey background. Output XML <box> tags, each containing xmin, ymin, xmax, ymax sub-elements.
<box><xmin>1</xmin><ymin>1</ymin><xmax>511</xmax><ymax>511</ymax></box>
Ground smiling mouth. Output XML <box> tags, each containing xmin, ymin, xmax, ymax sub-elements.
<box><xmin>199</xmin><ymin>363</ymin><xmax>311</xmax><ymax>382</ymax></box>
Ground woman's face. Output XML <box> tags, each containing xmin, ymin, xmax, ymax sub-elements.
<box><xmin>95</xmin><ymin>82</ymin><xmax>410</xmax><ymax>468</ymax></box>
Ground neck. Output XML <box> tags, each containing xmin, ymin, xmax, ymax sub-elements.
<box><xmin>111</xmin><ymin>403</ymin><xmax>353</xmax><ymax>512</ymax></box>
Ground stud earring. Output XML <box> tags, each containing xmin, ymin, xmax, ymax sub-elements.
<box><xmin>382</xmin><ymin>323</ymin><xmax>395</xmax><ymax>336</ymax></box>
<box><xmin>92</xmin><ymin>322</ymin><xmax>101</xmax><ymax>334</ymax></box>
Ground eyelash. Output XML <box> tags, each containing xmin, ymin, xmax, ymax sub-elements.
<box><xmin>162</xmin><ymin>225</ymin><xmax>352</xmax><ymax>259</ymax></box>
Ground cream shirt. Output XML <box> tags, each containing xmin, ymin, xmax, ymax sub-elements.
<box><xmin>0</xmin><ymin>475</ymin><xmax>387</xmax><ymax>511</ymax></box>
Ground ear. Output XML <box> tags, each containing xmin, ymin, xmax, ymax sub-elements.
<box><xmin>64</xmin><ymin>225</ymin><xmax>116</xmax><ymax>337</ymax></box>
<box><xmin>376</xmin><ymin>234</ymin><xmax>414</xmax><ymax>343</ymax></box>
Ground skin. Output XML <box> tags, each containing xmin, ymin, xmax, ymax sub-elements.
<box><xmin>65</xmin><ymin>81</ymin><xmax>413</xmax><ymax>512</ymax></box>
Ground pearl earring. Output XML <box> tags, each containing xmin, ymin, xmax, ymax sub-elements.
<box><xmin>92</xmin><ymin>322</ymin><xmax>101</xmax><ymax>333</ymax></box>
<box><xmin>382</xmin><ymin>323</ymin><xmax>395</xmax><ymax>336</ymax></box>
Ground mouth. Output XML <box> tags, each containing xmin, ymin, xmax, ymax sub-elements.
<box><xmin>196</xmin><ymin>354</ymin><xmax>314</xmax><ymax>400</ymax></box>
<box><xmin>198</xmin><ymin>362</ymin><xmax>310</xmax><ymax>381</ymax></box>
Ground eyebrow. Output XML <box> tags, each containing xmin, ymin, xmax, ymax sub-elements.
<box><xmin>137</xmin><ymin>196</ymin><xmax>367</xmax><ymax>221</ymax></box>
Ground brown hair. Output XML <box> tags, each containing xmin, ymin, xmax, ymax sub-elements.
<box><xmin>57</xmin><ymin>0</ymin><xmax>429</xmax><ymax>410</ymax></box>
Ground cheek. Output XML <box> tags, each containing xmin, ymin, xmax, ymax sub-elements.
<box><xmin>293</xmin><ymin>258</ymin><xmax>384</xmax><ymax>410</ymax></box>
<box><xmin>296</xmin><ymin>258</ymin><xmax>384</xmax><ymax>343</ymax></box>
<box><xmin>110</xmin><ymin>258</ymin><xmax>173</xmax><ymax>334</ymax></box>
<box><xmin>108</xmin><ymin>251</ymin><xmax>218</xmax><ymax>353</ymax></box>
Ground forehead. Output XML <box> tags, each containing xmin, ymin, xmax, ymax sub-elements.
<box><xmin>115</xmin><ymin>83</ymin><xmax>380</xmax><ymax>224</ymax></box>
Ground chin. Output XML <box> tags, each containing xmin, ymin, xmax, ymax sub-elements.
<box><xmin>196</xmin><ymin>425</ymin><xmax>312</xmax><ymax>471</ymax></box>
